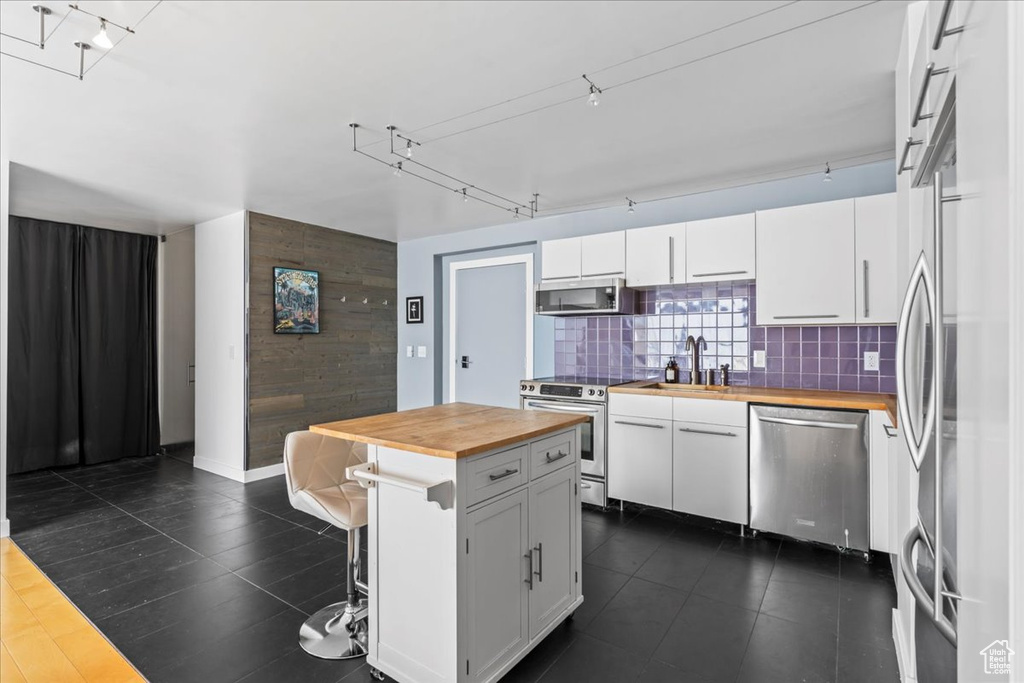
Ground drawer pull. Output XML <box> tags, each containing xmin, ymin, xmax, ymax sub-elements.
<box><xmin>488</xmin><ymin>468</ymin><xmax>519</xmax><ymax>481</ymax></box>
<box><xmin>678</xmin><ymin>427</ymin><xmax>737</xmax><ymax>437</ymax></box>
<box><xmin>545</xmin><ymin>450</ymin><xmax>570</xmax><ymax>463</ymax></box>
<box><xmin>614</xmin><ymin>420</ymin><xmax>665</xmax><ymax>429</ymax></box>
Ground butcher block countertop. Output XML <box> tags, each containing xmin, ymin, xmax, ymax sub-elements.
<box><xmin>310</xmin><ymin>402</ymin><xmax>587</xmax><ymax>460</ymax></box>
<box><xmin>610</xmin><ymin>381</ymin><xmax>897</xmax><ymax>426</ymax></box>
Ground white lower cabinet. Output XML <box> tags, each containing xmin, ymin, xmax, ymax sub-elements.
<box><xmin>608</xmin><ymin>416</ymin><xmax>673</xmax><ymax>508</ymax></box>
<box><xmin>868</xmin><ymin>410</ymin><xmax>899</xmax><ymax>553</ymax></box>
<box><xmin>466</xmin><ymin>490</ymin><xmax>529</xmax><ymax>682</ymax></box>
<box><xmin>672</xmin><ymin>421</ymin><xmax>748</xmax><ymax>524</ymax></box>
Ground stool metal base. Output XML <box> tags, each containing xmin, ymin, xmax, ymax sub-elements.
<box><xmin>299</xmin><ymin>599</ymin><xmax>368</xmax><ymax>660</ymax></box>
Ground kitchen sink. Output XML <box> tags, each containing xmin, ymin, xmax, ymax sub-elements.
<box><xmin>639</xmin><ymin>383</ymin><xmax>730</xmax><ymax>393</ymax></box>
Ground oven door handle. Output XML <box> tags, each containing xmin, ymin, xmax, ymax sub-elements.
<box><xmin>524</xmin><ymin>401</ymin><xmax>600</xmax><ymax>415</ymax></box>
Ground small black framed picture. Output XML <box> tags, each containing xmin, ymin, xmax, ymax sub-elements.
<box><xmin>406</xmin><ymin>296</ymin><xmax>424</xmax><ymax>324</ymax></box>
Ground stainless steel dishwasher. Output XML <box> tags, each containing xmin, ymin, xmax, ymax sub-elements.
<box><xmin>749</xmin><ymin>405</ymin><xmax>869</xmax><ymax>554</ymax></box>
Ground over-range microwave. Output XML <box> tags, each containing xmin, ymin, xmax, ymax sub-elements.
<box><xmin>535</xmin><ymin>278</ymin><xmax>635</xmax><ymax>316</ymax></box>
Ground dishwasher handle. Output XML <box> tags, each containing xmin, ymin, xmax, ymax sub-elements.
<box><xmin>757</xmin><ymin>416</ymin><xmax>859</xmax><ymax>431</ymax></box>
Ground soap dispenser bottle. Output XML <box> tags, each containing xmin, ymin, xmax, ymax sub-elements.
<box><xmin>665</xmin><ymin>357</ymin><xmax>679</xmax><ymax>383</ymax></box>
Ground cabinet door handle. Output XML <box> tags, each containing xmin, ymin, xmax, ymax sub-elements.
<box><xmin>898</xmin><ymin>136</ymin><xmax>923</xmax><ymax>175</ymax></box>
<box><xmin>932</xmin><ymin>0</ymin><xmax>964</xmax><ymax>50</ymax></box>
<box><xmin>913</xmin><ymin>62</ymin><xmax>950</xmax><ymax>127</ymax></box>
<box><xmin>534</xmin><ymin>543</ymin><xmax>543</xmax><ymax>583</ymax></box>
<box><xmin>545</xmin><ymin>450</ymin><xmax>570</xmax><ymax>463</ymax></box>
<box><xmin>883</xmin><ymin>424</ymin><xmax>898</xmax><ymax>439</ymax></box>
<box><xmin>690</xmin><ymin>270</ymin><xmax>748</xmax><ymax>279</ymax></box>
<box><xmin>614</xmin><ymin>420</ymin><xmax>665</xmax><ymax>429</ymax></box>
<box><xmin>678</xmin><ymin>427</ymin><xmax>737</xmax><ymax>437</ymax></box>
<box><xmin>488</xmin><ymin>468</ymin><xmax>519</xmax><ymax>481</ymax></box>
<box><xmin>524</xmin><ymin>551</ymin><xmax>534</xmax><ymax>589</ymax></box>
<box><xmin>863</xmin><ymin>260</ymin><xmax>870</xmax><ymax>319</ymax></box>
<box><xmin>772</xmin><ymin>314</ymin><xmax>839</xmax><ymax>320</ymax></box>
<box><xmin>583</xmin><ymin>271</ymin><xmax>623</xmax><ymax>277</ymax></box>
<box><xmin>757</xmin><ymin>416</ymin><xmax>858</xmax><ymax>430</ymax></box>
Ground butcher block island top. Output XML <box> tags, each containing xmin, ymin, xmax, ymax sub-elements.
<box><xmin>610</xmin><ymin>381</ymin><xmax>898</xmax><ymax>426</ymax></box>
<box><xmin>310</xmin><ymin>402</ymin><xmax>588</xmax><ymax>459</ymax></box>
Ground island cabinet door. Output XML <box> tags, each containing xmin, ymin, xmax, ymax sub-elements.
<box><xmin>528</xmin><ymin>467</ymin><xmax>576</xmax><ymax>639</ymax></box>
<box><xmin>466</xmin><ymin>489</ymin><xmax>529</xmax><ymax>682</ymax></box>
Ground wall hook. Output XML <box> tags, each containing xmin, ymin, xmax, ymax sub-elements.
<box><xmin>340</xmin><ymin>296</ymin><xmax>347</xmax><ymax>302</ymax></box>
<box><xmin>362</xmin><ymin>298</ymin><xmax>368</xmax><ymax>304</ymax></box>
<box><xmin>383</xmin><ymin>300</ymin><xmax>389</xmax><ymax>306</ymax></box>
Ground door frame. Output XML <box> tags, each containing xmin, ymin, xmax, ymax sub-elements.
<box><xmin>448</xmin><ymin>253</ymin><xmax>534</xmax><ymax>404</ymax></box>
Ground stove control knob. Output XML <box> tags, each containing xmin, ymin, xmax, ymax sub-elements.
<box><xmin>588</xmin><ymin>389</ymin><xmax>595</xmax><ymax>396</ymax></box>
<box><xmin>529</xmin><ymin>385</ymin><xmax>536</xmax><ymax>391</ymax></box>
<box><xmin>598</xmin><ymin>390</ymin><xmax>605</xmax><ymax>396</ymax></box>
<box><xmin>521</xmin><ymin>384</ymin><xmax>527</xmax><ymax>391</ymax></box>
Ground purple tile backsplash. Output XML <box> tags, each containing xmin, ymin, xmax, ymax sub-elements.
<box><xmin>552</xmin><ymin>281</ymin><xmax>897</xmax><ymax>394</ymax></box>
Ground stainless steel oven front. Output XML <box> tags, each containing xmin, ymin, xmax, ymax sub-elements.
<box><xmin>520</xmin><ymin>397</ymin><xmax>607</xmax><ymax>506</ymax></box>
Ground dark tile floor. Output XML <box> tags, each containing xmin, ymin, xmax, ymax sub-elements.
<box><xmin>6</xmin><ymin>455</ymin><xmax>900</xmax><ymax>683</ymax></box>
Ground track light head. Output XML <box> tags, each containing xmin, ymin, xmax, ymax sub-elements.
<box><xmin>823</xmin><ymin>162</ymin><xmax>833</xmax><ymax>182</ymax></box>
<box><xmin>405</xmin><ymin>140</ymin><xmax>413</xmax><ymax>159</ymax></box>
<box><xmin>588</xmin><ymin>85</ymin><xmax>600</xmax><ymax>107</ymax></box>
<box><xmin>393</xmin><ymin>161</ymin><xmax>403</xmax><ymax>177</ymax></box>
<box><xmin>513</xmin><ymin>208</ymin><xmax>520</xmax><ymax>220</ymax></box>
<box><xmin>461</xmin><ymin>188</ymin><xmax>469</xmax><ymax>203</ymax></box>
<box><xmin>626</xmin><ymin>198</ymin><xmax>636</xmax><ymax>214</ymax></box>
<box><xmin>93</xmin><ymin>18</ymin><xmax>113</xmax><ymax>49</ymax></box>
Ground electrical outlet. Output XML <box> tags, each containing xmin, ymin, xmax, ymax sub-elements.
<box><xmin>406</xmin><ymin>346</ymin><xmax>414</xmax><ymax>358</ymax></box>
<box><xmin>864</xmin><ymin>351</ymin><xmax>879</xmax><ymax>372</ymax></box>
<box><xmin>417</xmin><ymin>346</ymin><xmax>428</xmax><ymax>358</ymax></box>
<box><xmin>753</xmin><ymin>349</ymin><xmax>766</xmax><ymax>368</ymax></box>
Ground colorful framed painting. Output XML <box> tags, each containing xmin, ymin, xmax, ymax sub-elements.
<box><xmin>274</xmin><ymin>267</ymin><xmax>320</xmax><ymax>334</ymax></box>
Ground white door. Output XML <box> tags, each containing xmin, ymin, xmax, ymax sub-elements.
<box><xmin>450</xmin><ymin>256</ymin><xmax>533</xmax><ymax>408</ymax></box>
<box><xmin>685</xmin><ymin>213</ymin><xmax>756</xmax><ymax>283</ymax></box>
<box><xmin>607</xmin><ymin>416</ymin><xmax>673</xmax><ymax>508</ymax></box>
<box><xmin>540</xmin><ymin>238</ymin><xmax>581</xmax><ymax>281</ymax></box>
<box><xmin>755</xmin><ymin>198</ymin><xmax>857</xmax><ymax>325</ymax></box>
<box><xmin>528</xmin><ymin>467</ymin><xmax>575</xmax><ymax>638</ymax></box>
<box><xmin>580</xmin><ymin>231</ymin><xmax>626</xmax><ymax>278</ymax></box>
<box><xmin>855</xmin><ymin>193</ymin><xmax>898</xmax><ymax>323</ymax></box>
<box><xmin>672</xmin><ymin>422</ymin><xmax>748</xmax><ymax>523</ymax></box>
<box><xmin>625</xmin><ymin>223</ymin><xmax>684</xmax><ymax>287</ymax></box>
<box><xmin>466</xmin><ymin>489</ymin><xmax>529</xmax><ymax>681</ymax></box>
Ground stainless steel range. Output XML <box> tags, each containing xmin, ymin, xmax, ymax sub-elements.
<box><xmin>520</xmin><ymin>376</ymin><xmax>629</xmax><ymax>507</ymax></box>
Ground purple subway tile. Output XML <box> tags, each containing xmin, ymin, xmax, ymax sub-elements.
<box><xmin>880</xmin><ymin>359</ymin><xmax>896</xmax><ymax>376</ymax></box>
<box><xmin>820</xmin><ymin>358</ymin><xmax>839</xmax><ymax>375</ymax></box>
<box><xmin>767</xmin><ymin>342</ymin><xmax>784</xmax><ymax>358</ymax></box>
<box><xmin>859</xmin><ymin>376</ymin><xmax>880</xmax><ymax>393</ymax></box>
<box><xmin>785</xmin><ymin>342</ymin><xmax>802</xmax><ymax>358</ymax></box>
<box><xmin>748</xmin><ymin>371</ymin><xmax>766</xmax><ymax>387</ymax></box>
<box><xmin>839</xmin><ymin>327</ymin><xmax>858</xmax><ymax>342</ymax></box>
<box><xmin>801</xmin><ymin>358</ymin><xmax>819</xmax><ymax>375</ymax></box>
<box><xmin>880</xmin><ymin>326</ymin><xmax>897</xmax><ymax>343</ymax></box>
<box><xmin>766</xmin><ymin>372</ymin><xmax>784</xmax><ymax>388</ymax></box>
<box><xmin>767</xmin><ymin>327</ymin><xmax>783</xmax><ymax>342</ymax></box>
<box><xmin>840</xmin><ymin>342</ymin><xmax>859</xmax><ymax>358</ymax></box>
<box><xmin>820</xmin><ymin>342</ymin><xmax>838</xmax><ymax>358</ymax></box>
<box><xmin>784</xmin><ymin>357</ymin><xmax>801</xmax><ymax>373</ymax></box>
<box><xmin>840</xmin><ymin>359</ymin><xmax>860</xmax><ymax>375</ymax></box>
<box><xmin>783</xmin><ymin>373</ymin><xmax>801</xmax><ymax>389</ymax></box>
<box><xmin>859</xmin><ymin>326</ymin><xmax>879</xmax><ymax>342</ymax></box>
<box><xmin>801</xmin><ymin>327</ymin><xmax>819</xmax><ymax>341</ymax></box>
<box><xmin>838</xmin><ymin>375</ymin><xmax>860</xmax><ymax>392</ymax></box>
<box><xmin>800</xmin><ymin>374</ymin><xmax>820</xmax><ymax>390</ymax></box>
<box><xmin>880</xmin><ymin>343</ymin><xmax>896</xmax><ymax>361</ymax></box>
<box><xmin>766</xmin><ymin>357</ymin><xmax>785</xmax><ymax>373</ymax></box>
<box><xmin>784</xmin><ymin>327</ymin><xmax>802</xmax><ymax>342</ymax></box>
<box><xmin>801</xmin><ymin>342</ymin><xmax>819</xmax><ymax>358</ymax></box>
<box><xmin>879</xmin><ymin>376</ymin><xmax>897</xmax><ymax>394</ymax></box>
<box><xmin>820</xmin><ymin>375</ymin><xmax>839</xmax><ymax>391</ymax></box>
<box><xmin>820</xmin><ymin>326</ymin><xmax>839</xmax><ymax>342</ymax></box>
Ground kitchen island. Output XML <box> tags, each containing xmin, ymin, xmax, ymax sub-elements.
<box><xmin>311</xmin><ymin>403</ymin><xmax>587</xmax><ymax>683</ymax></box>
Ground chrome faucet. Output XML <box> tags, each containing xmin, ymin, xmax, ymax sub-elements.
<box><xmin>684</xmin><ymin>335</ymin><xmax>708</xmax><ymax>385</ymax></box>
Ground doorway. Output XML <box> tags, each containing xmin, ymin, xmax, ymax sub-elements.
<box><xmin>448</xmin><ymin>254</ymin><xmax>533</xmax><ymax>408</ymax></box>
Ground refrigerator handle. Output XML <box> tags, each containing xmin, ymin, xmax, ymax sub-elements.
<box><xmin>899</xmin><ymin>523</ymin><xmax>957</xmax><ymax>646</ymax></box>
<box><xmin>895</xmin><ymin>251</ymin><xmax>937</xmax><ymax>471</ymax></box>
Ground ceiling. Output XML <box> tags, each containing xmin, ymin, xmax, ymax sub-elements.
<box><xmin>0</xmin><ymin>1</ymin><xmax>907</xmax><ymax>240</ymax></box>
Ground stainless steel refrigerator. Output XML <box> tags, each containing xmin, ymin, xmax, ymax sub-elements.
<box><xmin>896</xmin><ymin>70</ymin><xmax>959</xmax><ymax>682</ymax></box>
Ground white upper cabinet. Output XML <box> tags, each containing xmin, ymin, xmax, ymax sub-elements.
<box><xmin>855</xmin><ymin>193</ymin><xmax>898</xmax><ymax>324</ymax></box>
<box><xmin>685</xmin><ymin>213</ymin><xmax>756</xmax><ymax>283</ymax></box>
<box><xmin>756</xmin><ymin>198</ymin><xmax>857</xmax><ymax>325</ymax></box>
<box><xmin>540</xmin><ymin>237</ymin><xmax>581</xmax><ymax>281</ymax></box>
<box><xmin>625</xmin><ymin>223</ymin><xmax>685</xmax><ymax>287</ymax></box>
<box><xmin>581</xmin><ymin>231</ymin><xmax>626</xmax><ymax>278</ymax></box>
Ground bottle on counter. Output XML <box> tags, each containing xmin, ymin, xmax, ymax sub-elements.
<box><xmin>665</xmin><ymin>357</ymin><xmax>679</xmax><ymax>383</ymax></box>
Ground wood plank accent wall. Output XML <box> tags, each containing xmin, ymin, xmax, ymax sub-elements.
<box><xmin>247</xmin><ymin>212</ymin><xmax>397</xmax><ymax>470</ymax></box>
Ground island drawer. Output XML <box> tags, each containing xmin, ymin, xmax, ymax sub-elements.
<box><xmin>530</xmin><ymin>430</ymin><xmax>576</xmax><ymax>479</ymax></box>
<box><xmin>467</xmin><ymin>445</ymin><xmax>529</xmax><ymax>506</ymax></box>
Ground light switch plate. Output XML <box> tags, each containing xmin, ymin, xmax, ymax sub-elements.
<box><xmin>864</xmin><ymin>351</ymin><xmax>879</xmax><ymax>372</ymax></box>
<box><xmin>753</xmin><ymin>349</ymin><xmax>766</xmax><ymax>368</ymax></box>
<box><xmin>406</xmin><ymin>346</ymin><xmax>414</xmax><ymax>358</ymax></box>
<box><xmin>417</xmin><ymin>346</ymin><xmax>428</xmax><ymax>358</ymax></box>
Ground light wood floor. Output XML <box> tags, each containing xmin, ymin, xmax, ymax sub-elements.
<box><xmin>0</xmin><ymin>537</ymin><xmax>144</xmax><ymax>683</ymax></box>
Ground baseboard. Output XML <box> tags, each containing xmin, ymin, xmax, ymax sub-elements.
<box><xmin>193</xmin><ymin>456</ymin><xmax>284</xmax><ymax>484</ymax></box>
<box><xmin>0</xmin><ymin>518</ymin><xmax>9</xmax><ymax>538</ymax></box>
<box><xmin>892</xmin><ymin>607</ymin><xmax>913</xmax><ymax>682</ymax></box>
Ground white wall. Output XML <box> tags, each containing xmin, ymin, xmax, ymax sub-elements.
<box><xmin>158</xmin><ymin>227</ymin><xmax>196</xmax><ymax>445</ymax></box>
<box><xmin>397</xmin><ymin>160</ymin><xmax>896</xmax><ymax>409</ymax></box>
<box><xmin>193</xmin><ymin>212</ymin><xmax>247</xmax><ymax>481</ymax></box>
<box><xmin>1</xmin><ymin>154</ymin><xmax>9</xmax><ymax>538</ymax></box>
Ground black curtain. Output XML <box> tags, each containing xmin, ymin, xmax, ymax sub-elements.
<box><xmin>8</xmin><ymin>217</ymin><xmax>159</xmax><ymax>474</ymax></box>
